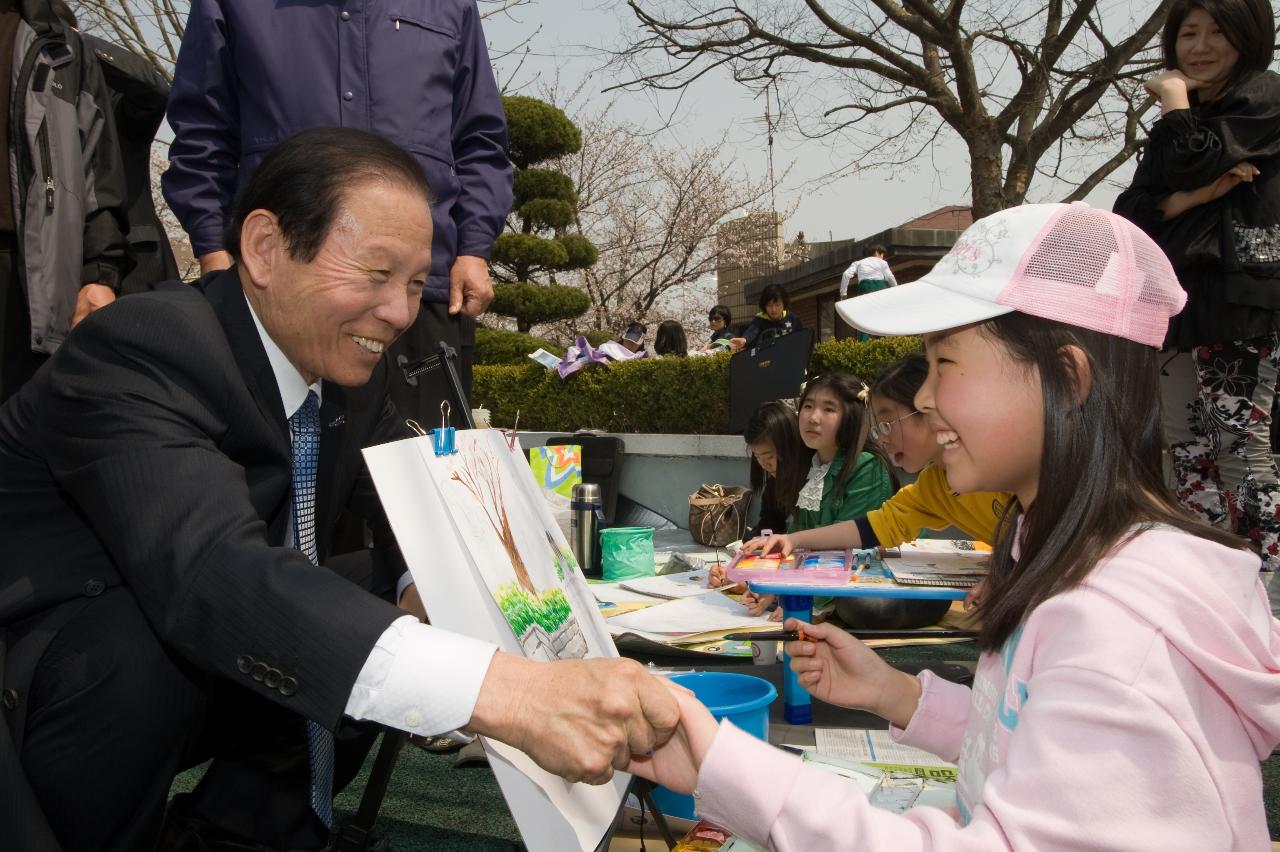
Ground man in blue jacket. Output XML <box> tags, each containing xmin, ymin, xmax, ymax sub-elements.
<box><xmin>162</xmin><ymin>0</ymin><xmax>512</xmax><ymax>422</ymax></box>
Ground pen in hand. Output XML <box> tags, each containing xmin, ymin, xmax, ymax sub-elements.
<box><xmin>724</xmin><ymin>628</ymin><xmax>807</xmax><ymax>642</ymax></box>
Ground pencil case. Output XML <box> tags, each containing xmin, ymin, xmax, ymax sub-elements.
<box><xmin>725</xmin><ymin>547</ymin><xmax>873</xmax><ymax>585</ymax></box>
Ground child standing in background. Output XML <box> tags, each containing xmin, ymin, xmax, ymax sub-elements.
<box><xmin>629</xmin><ymin>204</ymin><xmax>1280</xmax><ymax>849</ymax></box>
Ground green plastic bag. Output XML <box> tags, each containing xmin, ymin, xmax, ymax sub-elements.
<box><xmin>600</xmin><ymin>526</ymin><xmax>655</xmax><ymax>581</ymax></box>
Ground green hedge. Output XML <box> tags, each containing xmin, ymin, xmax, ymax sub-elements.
<box><xmin>472</xmin><ymin>353</ymin><xmax>732</xmax><ymax>434</ymax></box>
<box><xmin>472</xmin><ymin>335</ymin><xmax>923</xmax><ymax>433</ymax></box>
<box><xmin>809</xmin><ymin>335</ymin><xmax>923</xmax><ymax>382</ymax></box>
<box><xmin>473</xmin><ymin>327</ymin><xmax>558</xmax><ymax>366</ymax></box>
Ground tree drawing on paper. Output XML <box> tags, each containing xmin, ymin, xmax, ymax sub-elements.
<box><xmin>447</xmin><ymin>441</ymin><xmax>588</xmax><ymax>661</ymax></box>
<box><xmin>450</xmin><ymin>445</ymin><xmax>535</xmax><ymax>595</ymax></box>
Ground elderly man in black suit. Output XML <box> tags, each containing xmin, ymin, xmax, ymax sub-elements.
<box><xmin>0</xmin><ymin>127</ymin><xmax>678</xmax><ymax>852</ymax></box>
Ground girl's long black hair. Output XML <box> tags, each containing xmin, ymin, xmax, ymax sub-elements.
<box><xmin>744</xmin><ymin>400</ymin><xmax>813</xmax><ymax>520</ymax></box>
<box><xmin>799</xmin><ymin>372</ymin><xmax>897</xmax><ymax>496</ymax></box>
<box><xmin>975</xmin><ymin>313</ymin><xmax>1249</xmax><ymax>651</ymax></box>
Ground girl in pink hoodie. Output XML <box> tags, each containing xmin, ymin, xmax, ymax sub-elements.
<box><xmin>629</xmin><ymin>203</ymin><xmax>1280</xmax><ymax>850</ymax></box>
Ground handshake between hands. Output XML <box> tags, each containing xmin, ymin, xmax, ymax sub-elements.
<box><xmin>465</xmin><ymin>617</ymin><xmax>920</xmax><ymax>796</ymax></box>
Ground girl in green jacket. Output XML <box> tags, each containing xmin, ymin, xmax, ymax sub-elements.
<box><xmin>742</xmin><ymin>373</ymin><xmax>895</xmax><ymax>616</ymax></box>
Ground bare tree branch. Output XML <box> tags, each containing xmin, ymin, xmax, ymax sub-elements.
<box><xmin>610</xmin><ymin>0</ymin><xmax>1176</xmax><ymax>215</ymax></box>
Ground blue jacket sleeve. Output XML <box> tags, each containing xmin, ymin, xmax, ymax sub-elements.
<box><xmin>449</xmin><ymin>1</ymin><xmax>512</xmax><ymax>259</ymax></box>
<box><xmin>161</xmin><ymin>0</ymin><xmax>241</xmax><ymax>256</ymax></box>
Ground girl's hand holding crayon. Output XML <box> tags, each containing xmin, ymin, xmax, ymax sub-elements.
<box><xmin>783</xmin><ymin>618</ymin><xmax>922</xmax><ymax>729</ymax></box>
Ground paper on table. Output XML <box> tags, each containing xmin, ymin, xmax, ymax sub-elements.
<box><xmin>620</xmin><ymin>570</ymin><xmax>719</xmax><ymax>599</ymax></box>
<box><xmin>605</xmin><ymin>592</ymin><xmax>776</xmax><ymax>637</ymax></box>
<box><xmin>590</xmin><ymin>582</ymin><xmax>664</xmax><ymax>604</ymax></box>
<box><xmin>815</xmin><ymin>728</ymin><xmax>956</xmax><ymax>774</ymax></box>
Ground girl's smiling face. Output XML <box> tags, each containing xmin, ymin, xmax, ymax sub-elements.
<box><xmin>916</xmin><ymin>325</ymin><xmax>1045</xmax><ymax>506</ymax></box>
<box><xmin>871</xmin><ymin>395</ymin><xmax>932</xmax><ymax>474</ymax></box>
<box><xmin>798</xmin><ymin>387</ymin><xmax>843</xmax><ymax>462</ymax></box>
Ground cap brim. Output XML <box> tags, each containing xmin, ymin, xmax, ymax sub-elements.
<box><xmin>836</xmin><ymin>279</ymin><xmax>1015</xmax><ymax>337</ymax></box>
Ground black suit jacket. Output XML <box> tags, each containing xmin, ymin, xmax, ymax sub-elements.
<box><xmin>0</xmin><ymin>268</ymin><xmax>410</xmax><ymax>727</ymax></box>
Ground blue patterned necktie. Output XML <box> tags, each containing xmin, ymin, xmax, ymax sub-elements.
<box><xmin>289</xmin><ymin>390</ymin><xmax>334</xmax><ymax>829</ymax></box>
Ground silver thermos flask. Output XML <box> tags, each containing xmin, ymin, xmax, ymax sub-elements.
<box><xmin>570</xmin><ymin>482</ymin><xmax>603</xmax><ymax>577</ymax></box>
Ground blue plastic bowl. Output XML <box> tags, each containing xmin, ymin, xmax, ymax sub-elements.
<box><xmin>648</xmin><ymin>671</ymin><xmax>777</xmax><ymax>821</ymax></box>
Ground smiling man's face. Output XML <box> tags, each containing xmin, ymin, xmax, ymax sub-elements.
<box><xmin>253</xmin><ymin>179</ymin><xmax>432</xmax><ymax>388</ymax></box>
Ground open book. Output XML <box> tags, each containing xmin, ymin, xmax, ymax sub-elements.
<box><xmin>884</xmin><ymin>541</ymin><xmax>989</xmax><ymax>588</ymax></box>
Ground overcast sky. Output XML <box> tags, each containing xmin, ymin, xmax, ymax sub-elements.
<box><xmin>482</xmin><ymin>0</ymin><xmax>1136</xmax><ymax>245</ymax></box>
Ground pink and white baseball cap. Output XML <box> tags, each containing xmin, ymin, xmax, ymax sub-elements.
<box><xmin>836</xmin><ymin>203</ymin><xmax>1186</xmax><ymax>347</ymax></box>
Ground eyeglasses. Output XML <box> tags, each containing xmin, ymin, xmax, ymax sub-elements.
<box><xmin>870</xmin><ymin>409</ymin><xmax>920</xmax><ymax>440</ymax></box>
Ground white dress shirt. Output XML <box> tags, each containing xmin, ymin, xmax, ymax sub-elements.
<box><xmin>248</xmin><ymin>304</ymin><xmax>497</xmax><ymax>736</ymax></box>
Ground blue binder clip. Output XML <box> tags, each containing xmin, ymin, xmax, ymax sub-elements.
<box><xmin>430</xmin><ymin>400</ymin><xmax>457</xmax><ymax>456</ymax></box>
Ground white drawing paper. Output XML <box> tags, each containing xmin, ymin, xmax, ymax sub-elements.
<box><xmin>619</xmin><ymin>570</ymin><xmax>721</xmax><ymax>599</ymax></box>
<box><xmin>364</xmin><ymin>431</ymin><xmax>627</xmax><ymax>852</ymax></box>
<box><xmin>604</xmin><ymin>592</ymin><xmax>777</xmax><ymax>637</ymax></box>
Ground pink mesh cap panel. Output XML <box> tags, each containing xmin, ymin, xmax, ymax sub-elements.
<box><xmin>995</xmin><ymin>206</ymin><xmax>1186</xmax><ymax>347</ymax></box>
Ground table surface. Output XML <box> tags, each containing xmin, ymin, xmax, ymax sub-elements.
<box><xmin>747</xmin><ymin>572</ymin><xmax>971</xmax><ymax>600</ymax></box>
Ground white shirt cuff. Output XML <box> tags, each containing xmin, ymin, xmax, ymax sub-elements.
<box><xmin>395</xmin><ymin>570</ymin><xmax>414</xmax><ymax>604</ymax></box>
<box><xmin>345</xmin><ymin>615</ymin><xmax>498</xmax><ymax>736</ymax></box>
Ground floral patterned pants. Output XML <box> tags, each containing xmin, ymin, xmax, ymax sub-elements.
<box><xmin>1170</xmin><ymin>334</ymin><xmax>1279</xmax><ymax>570</ymax></box>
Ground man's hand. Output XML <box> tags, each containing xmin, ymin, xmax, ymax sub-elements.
<box><xmin>71</xmin><ymin>284</ymin><xmax>116</xmax><ymax>327</ymax></box>
<box><xmin>449</xmin><ymin>255</ymin><xmax>494</xmax><ymax>319</ymax></box>
<box><xmin>198</xmin><ymin>250</ymin><xmax>234</xmax><ymax>276</ymax></box>
<box><xmin>466</xmin><ymin>653</ymin><xmax>679</xmax><ymax>785</ymax></box>
<box><xmin>626</xmin><ymin>681</ymin><xmax>719</xmax><ymax>795</ymax></box>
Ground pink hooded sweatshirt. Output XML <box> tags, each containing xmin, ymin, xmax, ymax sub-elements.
<box><xmin>694</xmin><ymin>527</ymin><xmax>1280</xmax><ymax>849</ymax></box>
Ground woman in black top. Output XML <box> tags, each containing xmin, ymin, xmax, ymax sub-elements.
<box><xmin>1114</xmin><ymin>0</ymin><xmax>1280</xmax><ymax>569</ymax></box>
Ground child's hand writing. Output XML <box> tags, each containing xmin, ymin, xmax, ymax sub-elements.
<box><xmin>707</xmin><ymin>562</ymin><xmax>731</xmax><ymax>587</ymax></box>
<box><xmin>783</xmin><ymin>618</ymin><xmax>922</xmax><ymax>728</ymax></box>
<box><xmin>740</xmin><ymin>590</ymin><xmax>779</xmax><ymax>619</ymax></box>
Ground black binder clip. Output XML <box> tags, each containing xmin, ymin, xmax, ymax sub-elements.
<box><xmin>430</xmin><ymin>400</ymin><xmax>457</xmax><ymax>456</ymax></box>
